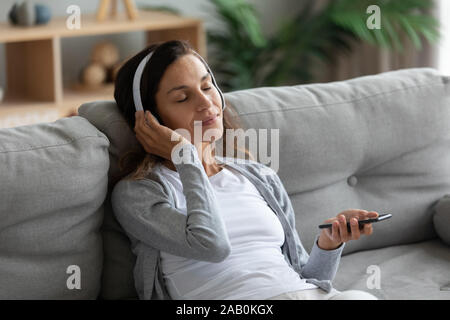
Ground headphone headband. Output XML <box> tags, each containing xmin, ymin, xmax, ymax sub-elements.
<box><xmin>132</xmin><ymin>49</ymin><xmax>226</xmax><ymax>112</ymax></box>
<box><xmin>132</xmin><ymin>51</ymin><xmax>153</xmax><ymax>111</ymax></box>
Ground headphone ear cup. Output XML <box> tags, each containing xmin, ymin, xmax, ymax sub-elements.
<box><xmin>208</xmin><ymin>70</ymin><xmax>225</xmax><ymax>110</ymax></box>
<box><xmin>214</xmin><ymin>84</ymin><xmax>226</xmax><ymax>111</ymax></box>
<box><xmin>209</xmin><ymin>73</ymin><xmax>225</xmax><ymax>111</ymax></box>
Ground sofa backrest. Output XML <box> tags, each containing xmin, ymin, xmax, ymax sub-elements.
<box><xmin>0</xmin><ymin>117</ymin><xmax>109</xmax><ymax>299</ymax></box>
<box><xmin>79</xmin><ymin>67</ymin><xmax>450</xmax><ymax>300</ymax></box>
<box><xmin>224</xmin><ymin>68</ymin><xmax>450</xmax><ymax>255</ymax></box>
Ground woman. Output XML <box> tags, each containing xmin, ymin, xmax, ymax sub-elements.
<box><xmin>111</xmin><ymin>40</ymin><xmax>378</xmax><ymax>300</ymax></box>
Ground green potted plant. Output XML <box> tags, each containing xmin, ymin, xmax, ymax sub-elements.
<box><xmin>206</xmin><ymin>0</ymin><xmax>440</xmax><ymax>91</ymax></box>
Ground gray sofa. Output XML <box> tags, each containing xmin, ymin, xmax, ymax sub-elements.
<box><xmin>1</xmin><ymin>68</ymin><xmax>449</xmax><ymax>300</ymax></box>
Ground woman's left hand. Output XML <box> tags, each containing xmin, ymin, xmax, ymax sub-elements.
<box><xmin>317</xmin><ymin>209</ymin><xmax>379</xmax><ymax>250</ymax></box>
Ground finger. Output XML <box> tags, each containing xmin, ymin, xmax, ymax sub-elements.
<box><xmin>363</xmin><ymin>223</ymin><xmax>373</xmax><ymax>235</ymax></box>
<box><xmin>136</xmin><ymin>110</ymin><xmax>147</xmax><ymax>133</ymax></box>
<box><xmin>322</xmin><ymin>218</ymin><xmax>336</xmax><ymax>240</ymax></box>
<box><xmin>332</xmin><ymin>220</ymin><xmax>340</xmax><ymax>243</ymax></box>
<box><xmin>136</xmin><ymin>112</ymin><xmax>154</xmax><ymax>140</ymax></box>
<box><xmin>341</xmin><ymin>209</ymin><xmax>366</xmax><ymax>222</ymax></box>
<box><xmin>135</xmin><ymin>110</ymin><xmax>143</xmax><ymax>119</ymax></box>
<box><xmin>367</xmin><ymin>211</ymin><xmax>379</xmax><ymax>219</ymax></box>
<box><xmin>145</xmin><ymin>110</ymin><xmax>159</xmax><ymax>127</ymax></box>
<box><xmin>351</xmin><ymin>210</ymin><xmax>367</xmax><ymax>221</ymax></box>
<box><xmin>144</xmin><ymin>111</ymin><xmax>152</xmax><ymax>126</ymax></box>
<box><xmin>134</xmin><ymin>111</ymin><xmax>143</xmax><ymax>131</ymax></box>
<box><xmin>338</xmin><ymin>215</ymin><xmax>349</xmax><ymax>242</ymax></box>
<box><xmin>345</xmin><ymin>209</ymin><xmax>367</xmax><ymax>215</ymax></box>
<box><xmin>142</xmin><ymin>111</ymin><xmax>152</xmax><ymax>129</ymax></box>
<box><xmin>350</xmin><ymin>217</ymin><xmax>360</xmax><ymax>240</ymax></box>
<box><xmin>323</xmin><ymin>226</ymin><xmax>333</xmax><ymax>241</ymax></box>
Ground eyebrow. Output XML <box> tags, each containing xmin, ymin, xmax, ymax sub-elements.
<box><xmin>166</xmin><ymin>73</ymin><xmax>210</xmax><ymax>95</ymax></box>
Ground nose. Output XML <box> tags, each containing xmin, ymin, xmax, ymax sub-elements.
<box><xmin>196</xmin><ymin>88</ymin><xmax>215</xmax><ymax>111</ymax></box>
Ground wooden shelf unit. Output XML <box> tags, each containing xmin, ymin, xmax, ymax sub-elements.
<box><xmin>0</xmin><ymin>10</ymin><xmax>206</xmax><ymax>128</ymax></box>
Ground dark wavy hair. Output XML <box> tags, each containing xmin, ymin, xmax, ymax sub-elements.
<box><xmin>113</xmin><ymin>40</ymin><xmax>254</xmax><ymax>183</ymax></box>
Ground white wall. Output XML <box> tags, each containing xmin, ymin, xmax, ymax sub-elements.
<box><xmin>0</xmin><ymin>0</ymin><xmax>304</xmax><ymax>89</ymax></box>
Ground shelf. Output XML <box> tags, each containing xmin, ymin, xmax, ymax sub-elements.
<box><xmin>0</xmin><ymin>10</ymin><xmax>202</xmax><ymax>43</ymax></box>
<box><xmin>0</xmin><ymin>98</ymin><xmax>59</xmax><ymax>129</ymax></box>
<box><xmin>62</xmin><ymin>83</ymin><xmax>115</xmax><ymax>114</ymax></box>
<box><xmin>0</xmin><ymin>97</ymin><xmax>56</xmax><ymax>110</ymax></box>
<box><xmin>0</xmin><ymin>10</ymin><xmax>206</xmax><ymax>128</ymax></box>
<box><xmin>0</xmin><ymin>84</ymin><xmax>116</xmax><ymax>128</ymax></box>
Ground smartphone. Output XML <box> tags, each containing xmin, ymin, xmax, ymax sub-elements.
<box><xmin>318</xmin><ymin>213</ymin><xmax>392</xmax><ymax>233</ymax></box>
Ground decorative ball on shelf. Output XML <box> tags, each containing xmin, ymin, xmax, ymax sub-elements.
<box><xmin>8</xmin><ymin>4</ymin><xmax>20</xmax><ymax>25</ymax></box>
<box><xmin>35</xmin><ymin>4</ymin><xmax>52</xmax><ymax>25</ymax></box>
<box><xmin>81</xmin><ymin>63</ymin><xmax>107</xmax><ymax>87</ymax></box>
<box><xmin>91</xmin><ymin>42</ymin><xmax>120</xmax><ymax>69</ymax></box>
<box><xmin>8</xmin><ymin>1</ymin><xmax>52</xmax><ymax>27</ymax></box>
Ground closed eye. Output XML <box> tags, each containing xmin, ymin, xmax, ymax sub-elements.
<box><xmin>177</xmin><ymin>87</ymin><xmax>212</xmax><ymax>103</ymax></box>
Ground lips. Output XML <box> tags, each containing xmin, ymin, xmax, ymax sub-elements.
<box><xmin>201</xmin><ymin>114</ymin><xmax>218</xmax><ymax>126</ymax></box>
<box><xmin>202</xmin><ymin>114</ymin><xmax>216</xmax><ymax>122</ymax></box>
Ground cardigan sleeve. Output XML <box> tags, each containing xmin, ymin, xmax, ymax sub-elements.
<box><xmin>266</xmin><ymin>165</ymin><xmax>345</xmax><ymax>281</ymax></box>
<box><xmin>111</xmin><ymin>143</ymin><xmax>231</xmax><ymax>263</ymax></box>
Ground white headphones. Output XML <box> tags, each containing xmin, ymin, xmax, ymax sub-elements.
<box><xmin>132</xmin><ymin>50</ymin><xmax>226</xmax><ymax>112</ymax></box>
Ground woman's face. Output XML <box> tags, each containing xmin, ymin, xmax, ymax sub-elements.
<box><xmin>155</xmin><ymin>53</ymin><xmax>223</xmax><ymax>144</ymax></box>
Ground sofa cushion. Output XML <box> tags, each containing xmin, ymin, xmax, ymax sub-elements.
<box><xmin>0</xmin><ymin>116</ymin><xmax>109</xmax><ymax>299</ymax></box>
<box><xmin>76</xmin><ymin>100</ymin><xmax>141</xmax><ymax>190</ymax></box>
<box><xmin>79</xmin><ymin>101</ymin><xmax>140</xmax><ymax>300</ymax></box>
<box><xmin>333</xmin><ymin>239</ymin><xmax>450</xmax><ymax>299</ymax></box>
<box><xmin>433</xmin><ymin>194</ymin><xmax>450</xmax><ymax>246</ymax></box>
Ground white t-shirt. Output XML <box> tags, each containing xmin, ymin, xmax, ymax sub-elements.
<box><xmin>156</xmin><ymin>163</ymin><xmax>318</xmax><ymax>300</ymax></box>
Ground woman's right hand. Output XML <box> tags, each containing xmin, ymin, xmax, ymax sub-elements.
<box><xmin>134</xmin><ymin>110</ymin><xmax>191</xmax><ymax>161</ymax></box>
